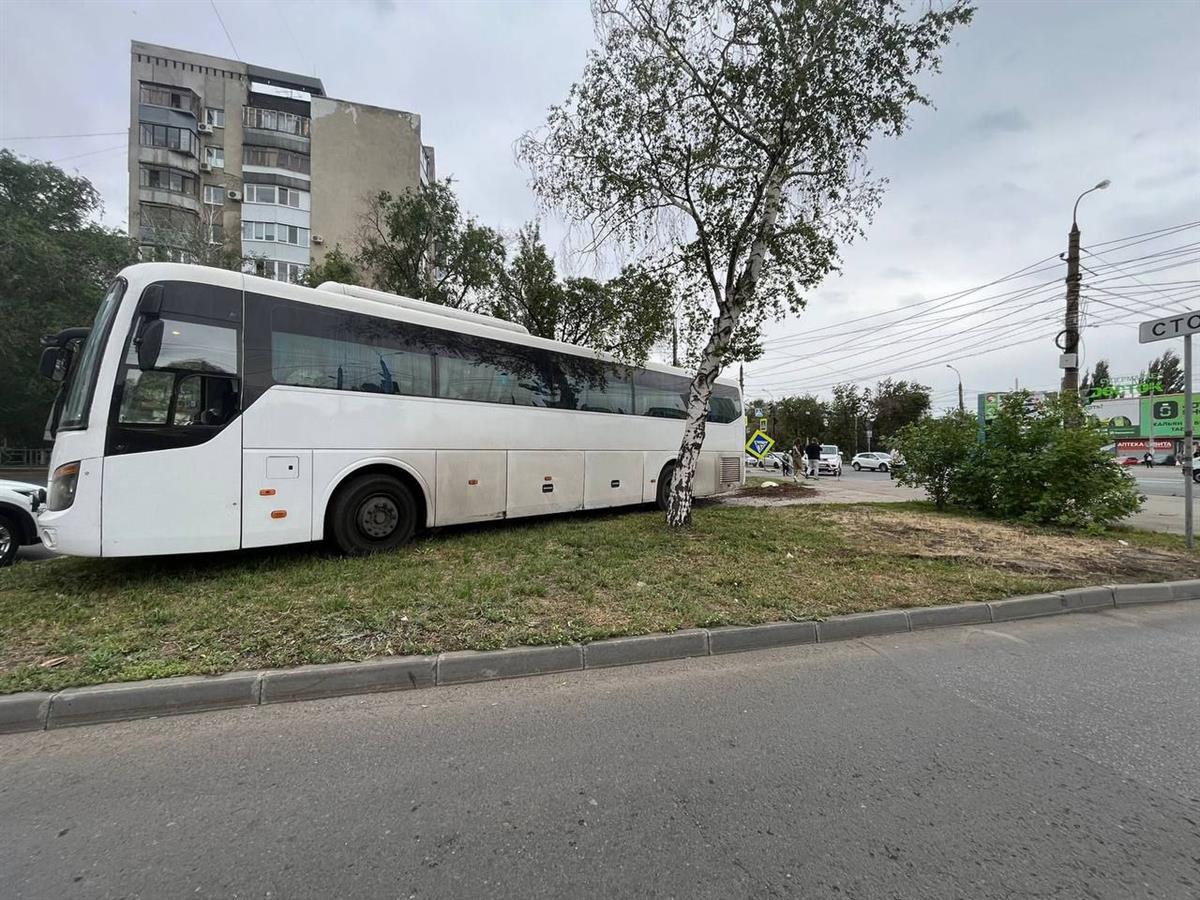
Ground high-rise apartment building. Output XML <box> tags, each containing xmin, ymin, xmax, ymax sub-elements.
<box><xmin>128</xmin><ymin>41</ymin><xmax>435</xmax><ymax>282</ymax></box>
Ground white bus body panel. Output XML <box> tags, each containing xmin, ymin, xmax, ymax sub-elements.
<box><xmin>506</xmin><ymin>451</ymin><xmax>585</xmax><ymax>518</ymax></box>
<box><xmin>584</xmin><ymin>451</ymin><xmax>644</xmax><ymax>509</ymax></box>
<box><xmin>101</xmin><ymin>421</ymin><xmax>242</xmax><ymax>556</ymax></box>
<box><xmin>242</xmin><ymin>450</ymin><xmax>313</xmax><ymax>548</ymax></box>
<box><xmin>434</xmin><ymin>451</ymin><xmax>506</xmax><ymax>526</ymax></box>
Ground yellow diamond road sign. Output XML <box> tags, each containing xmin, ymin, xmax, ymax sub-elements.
<box><xmin>745</xmin><ymin>429</ymin><xmax>775</xmax><ymax>459</ymax></box>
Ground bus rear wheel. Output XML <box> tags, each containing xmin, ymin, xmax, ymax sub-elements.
<box><xmin>328</xmin><ymin>474</ymin><xmax>417</xmax><ymax>555</ymax></box>
<box><xmin>655</xmin><ymin>463</ymin><xmax>675</xmax><ymax>513</ymax></box>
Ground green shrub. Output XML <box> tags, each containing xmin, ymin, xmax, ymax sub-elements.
<box><xmin>894</xmin><ymin>394</ymin><xmax>1143</xmax><ymax>527</ymax></box>
<box><xmin>891</xmin><ymin>410</ymin><xmax>977</xmax><ymax>510</ymax></box>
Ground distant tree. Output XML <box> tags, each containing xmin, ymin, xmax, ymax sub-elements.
<box><xmin>1143</xmin><ymin>349</ymin><xmax>1184</xmax><ymax>394</ymax></box>
<box><xmin>826</xmin><ymin>383</ymin><xmax>869</xmax><ymax>455</ymax></box>
<box><xmin>0</xmin><ymin>151</ymin><xmax>135</xmax><ymax>446</ymax></box>
<box><xmin>771</xmin><ymin>394</ymin><xmax>826</xmax><ymax>453</ymax></box>
<box><xmin>869</xmin><ymin>379</ymin><xmax>931</xmax><ymax>445</ymax></box>
<box><xmin>491</xmin><ymin>223</ymin><xmax>674</xmax><ymax>358</ymax></box>
<box><xmin>519</xmin><ymin>0</ymin><xmax>973</xmax><ymax>526</ymax></box>
<box><xmin>358</xmin><ymin>179</ymin><xmax>505</xmax><ymax>310</ymax></box>
<box><xmin>302</xmin><ymin>244</ymin><xmax>361</xmax><ymax>288</ymax></box>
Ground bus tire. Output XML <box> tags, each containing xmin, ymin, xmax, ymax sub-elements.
<box><xmin>328</xmin><ymin>474</ymin><xmax>417</xmax><ymax>556</ymax></box>
<box><xmin>655</xmin><ymin>463</ymin><xmax>675</xmax><ymax>513</ymax></box>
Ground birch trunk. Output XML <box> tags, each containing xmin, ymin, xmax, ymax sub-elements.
<box><xmin>666</xmin><ymin>172</ymin><xmax>787</xmax><ymax>527</ymax></box>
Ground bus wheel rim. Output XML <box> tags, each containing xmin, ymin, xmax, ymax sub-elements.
<box><xmin>357</xmin><ymin>495</ymin><xmax>400</xmax><ymax>539</ymax></box>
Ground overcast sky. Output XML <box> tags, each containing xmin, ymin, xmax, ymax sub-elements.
<box><xmin>2</xmin><ymin>0</ymin><xmax>1197</xmax><ymax>408</ymax></box>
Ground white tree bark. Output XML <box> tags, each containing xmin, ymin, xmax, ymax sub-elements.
<box><xmin>666</xmin><ymin>171</ymin><xmax>786</xmax><ymax>526</ymax></box>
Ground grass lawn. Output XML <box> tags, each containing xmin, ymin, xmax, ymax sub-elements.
<box><xmin>1</xmin><ymin>502</ymin><xmax>1195</xmax><ymax>694</ymax></box>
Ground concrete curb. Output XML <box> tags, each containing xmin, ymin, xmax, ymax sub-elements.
<box><xmin>3</xmin><ymin>579</ymin><xmax>1197</xmax><ymax>734</ymax></box>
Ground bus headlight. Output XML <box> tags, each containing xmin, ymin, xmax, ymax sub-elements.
<box><xmin>47</xmin><ymin>461</ymin><xmax>81</xmax><ymax>511</ymax></box>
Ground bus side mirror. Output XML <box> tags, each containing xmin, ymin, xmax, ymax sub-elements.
<box><xmin>38</xmin><ymin>347</ymin><xmax>64</xmax><ymax>381</ymax></box>
<box><xmin>136</xmin><ymin>318</ymin><xmax>164</xmax><ymax>370</ymax></box>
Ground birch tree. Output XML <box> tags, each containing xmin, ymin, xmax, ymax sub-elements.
<box><xmin>519</xmin><ymin>0</ymin><xmax>973</xmax><ymax>525</ymax></box>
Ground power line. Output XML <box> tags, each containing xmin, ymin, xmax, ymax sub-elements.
<box><xmin>210</xmin><ymin>0</ymin><xmax>241</xmax><ymax>61</ymax></box>
<box><xmin>50</xmin><ymin>144</ymin><xmax>127</xmax><ymax>164</ymax></box>
<box><xmin>1</xmin><ymin>130</ymin><xmax>127</xmax><ymax>141</ymax></box>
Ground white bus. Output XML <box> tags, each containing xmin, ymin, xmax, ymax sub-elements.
<box><xmin>37</xmin><ymin>264</ymin><xmax>745</xmax><ymax>557</ymax></box>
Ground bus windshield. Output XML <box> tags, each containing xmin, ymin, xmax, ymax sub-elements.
<box><xmin>58</xmin><ymin>279</ymin><xmax>126</xmax><ymax>430</ymax></box>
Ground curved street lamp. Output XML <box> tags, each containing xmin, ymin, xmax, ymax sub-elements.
<box><xmin>1073</xmin><ymin>179</ymin><xmax>1111</xmax><ymax>229</ymax></box>
<box><xmin>1063</xmin><ymin>179</ymin><xmax>1112</xmax><ymax>405</ymax></box>
<box><xmin>946</xmin><ymin>363</ymin><xmax>964</xmax><ymax>413</ymax></box>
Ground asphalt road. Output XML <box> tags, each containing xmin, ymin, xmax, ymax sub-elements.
<box><xmin>3</xmin><ymin>603</ymin><xmax>1199</xmax><ymax>899</ymax></box>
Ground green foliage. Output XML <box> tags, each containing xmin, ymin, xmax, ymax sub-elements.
<box><xmin>357</xmin><ymin>179</ymin><xmax>505</xmax><ymax>310</ymax></box>
<box><xmin>491</xmin><ymin>224</ymin><xmax>673</xmax><ymax>359</ymax></box>
<box><xmin>755</xmin><ymin>380</ymin><xmax>931</xmax><ymax>456</ymax></box>
<box><xmin>896</xmin><ymin>394</ymin><xmax>1144</xmax><ymax>527</ymax></box>
<box><xmin>0</xmin><ymin>151</ymin><xmax>135</xmax><ymax>445</ymax></box>
<box><xmin>1142</xmin><ymin>349</ymin><xmax>1185</xmax><ymax>394</ymax></box>
<box><xmin>892</xmin><ymin>411</ymin><xmax>978</xmax><ymax>510</ymax></box>
<box><xmin>302</xmin><ymin>244</ymin><xmax>361</xmax><ymax>288</ymax></box>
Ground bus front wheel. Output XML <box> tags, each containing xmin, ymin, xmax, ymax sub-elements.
<box><xmin>328</xmin><ymin>474</ymin><xmax>417</xmax><ymax>555</ymax></box>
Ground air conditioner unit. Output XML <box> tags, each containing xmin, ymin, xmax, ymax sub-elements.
<box><xmin>199</xmin><ymin>162</ymin><xmax>212</xmax><ymax>173</ymax></box>
<box><xmin>311</xmin><ymin>234</ymin><xmax>325</xmax><ymax>245</ymax></box>
<box><xmin>198</xmin><ymin>122</ymin><xmax>214</xmax><ymax>135</ymax></box>
<box><xmin>227</xmin><ymin>189</ymin><xmax>242</xmax><ymax>202</ymax></box>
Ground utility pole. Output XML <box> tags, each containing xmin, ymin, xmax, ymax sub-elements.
<box><xmin>671</xmin><ymin>321</ymin><xmax>679</xmax><ymax>367</ymax></box>
<box><xmin>1062</xmin><ymin>180</ymin><xmax>1111</xmax><ymax>416</ymax></box>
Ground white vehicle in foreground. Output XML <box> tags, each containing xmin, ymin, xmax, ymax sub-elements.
<box><xmin>0</xmin><ymin>478</ymin><xmax>45</xmax><ymax>566</ymax></box>
<box><xmin>37</xmin><ymin>264</ymin><xmax>745</xmax><ymax>558</ymax></box>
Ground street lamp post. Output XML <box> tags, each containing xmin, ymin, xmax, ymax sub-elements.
<box><xmin>1062</xmin><ymin>179</ymin><xmax>1111</xmax><ymax>407</ymax></box>
<box><xmin>946</xmin><ymin>364</ymin><xmax>964</xmax><ymax>413</ymax></box>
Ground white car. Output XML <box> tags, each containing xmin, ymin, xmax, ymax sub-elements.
<box><xmin>851</xmin><ymin>452</ymin><xmax>893</xmax><ymax>472</ymax></box>
<box><xmin>818</xmin><ymin>445</ymin><xmax>842</xmax><ymax>476</ymax></box>
<box><xmin>0</xmin><ymin>478</ymin><xmax>46</xmax><ymax>567</ymax></box>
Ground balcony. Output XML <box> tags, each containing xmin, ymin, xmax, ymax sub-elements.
<box><xmin>138</xmin><ymin>187</ymin><xmax>200</xmax><ymax>214</ymax></box>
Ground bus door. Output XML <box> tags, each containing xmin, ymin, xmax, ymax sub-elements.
<box><xmin>101</xmin><ymin>281</ymin><xmax>244</xmax><ymax>556</ymax></box>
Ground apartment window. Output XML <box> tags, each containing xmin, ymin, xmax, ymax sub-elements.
<box><xmin>139</xmin><ymin>123</ymin><xmax>198</xmax><ymax>156</ymax></box>
<box><xmin>203</xmin><ymin>184</ymin><xmax>224</xmax><ymax>205</ymax></box>
<box><xmin>247</xmin><ymin>258</ymin><xmax>308</xmax><ymax>283</ymax></box>
<box><xmin>204</xmin><ymin>107</ymin><xmax>225</xmax><ymax>127</ymax></box>
<box><xmin>207</xmin><ymin>222</ymin><xmax>224</xmax><ymax>245</ymax></box>
<box><xmin>241</xmin><ymin>220</ymin><xmax>309</xmax><ymax>247</ymax></box>
<box><xmin>140</xmin><ymin>83</ymin><xmax>198</xmax><ymax>116</ymax></box>
<box><xmin>242</xmin><ymin>146</ymin><xmax>310</xmax><ymax>174</ymax></box>
<box><xmin>139</xmin><ymin>165</ymin><xmax>195</xmax><ymax>195</ymax></box>
<box><xmin>244</xmin><ymin>183</ymin><xmax>275</xmax><ymax>204</ymax></box>
<box><xmin>204</xmin><ymin>146</ymin><xmax>225</xmax><ymax>168</ymax></box>
<box><xmin>242</xmin><ymin>106</ymin><xmax>310</xmax><ymax>137</ymax></box>
<box><xmin>244</xmin><ymin>184</ymin><xmax>307</xmax><ymax>207</ymax></box>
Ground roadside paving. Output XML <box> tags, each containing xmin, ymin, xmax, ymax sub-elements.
<box><xmin>2</xmin><ymin>602</ymin><xmax>1197</xmax><ymax>899</ymax></box>
<box><xmin>731</xmin><ymin>469</ymin><xmax>1198</xmax><ymax>535</ymax></box>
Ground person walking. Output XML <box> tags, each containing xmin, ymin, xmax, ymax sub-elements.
<box><xmin>804</xmin><ymin>437</ymin><xmax>822</xmax><ymax>478</ymax></box>
<box><xmin>1143</xmin><ymin>451</ymin><xmax>1154</xmax><ymax>469</ymax></box>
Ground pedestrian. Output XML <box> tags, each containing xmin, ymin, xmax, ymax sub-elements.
<box><xmin>805</xmin><ymin>437</ymin><xmax>822</xmax><ymax>478</ymax></box>
<box><xmin>1143</xmin><ymin>451</ymin><xmax>1154</xmax><ymax>469</ymax></box>
<box><xmin>781</xmin><ymin>451</ymin><xmax>793</xmax><ymax>480</ymax></box>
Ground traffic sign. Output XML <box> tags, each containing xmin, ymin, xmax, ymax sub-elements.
<box><xmin>1138</xmin><ymin>309</ymin><xmax>1200</xmax><ymax>344</ymax></box>
<box><xmin>745</xmin><ymin>429</ymin><xmax>775</xmax><ymax>459</ymax></box>
<box><xmin>758</xmin><ymin>417</ymin><xmax>768</xmax><ymax>430</ymax></box>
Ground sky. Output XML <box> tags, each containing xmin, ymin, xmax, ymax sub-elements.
<box><xmin>1</xmin><ymin>0</ymin><xmax>1198</xmax><ymax>410</ymax></box>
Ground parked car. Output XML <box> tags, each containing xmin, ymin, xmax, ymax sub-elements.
<box><xmin>0</xmin><ymin>478</ymin><xmax>46</xmax><ymax>567</ymax></box>
<box><xmin>818</xmin><ymin>444</ymin><xmax>842</xmax><ymax>476</ymax></box>
<box><xmin>850</xmin><ymin>452</ymin><xmax>893</xmax><ymax>472</ymax></box>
